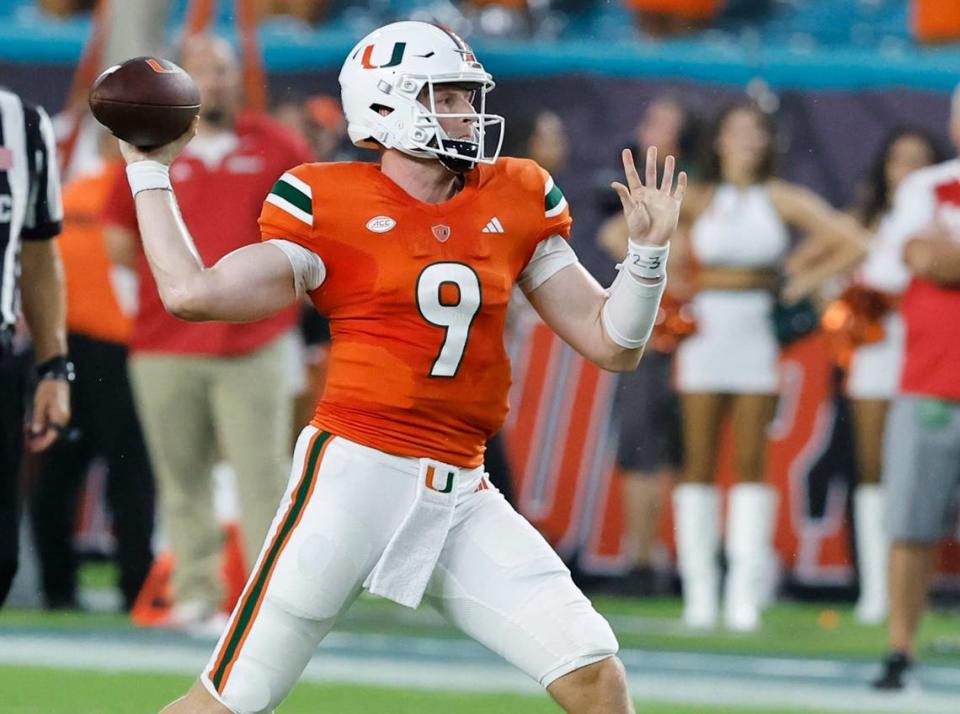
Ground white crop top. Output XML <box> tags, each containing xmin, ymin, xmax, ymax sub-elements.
<box><xmin>690</xmin><ymin>184</ymin><xmax>790</xmax><ymax>269</ymax></box>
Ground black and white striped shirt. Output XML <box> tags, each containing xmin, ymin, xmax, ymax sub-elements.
<box><xmin>0</xmin><ymin>87</ymin><xmax>63</xmax><ymax>333</ymax></box>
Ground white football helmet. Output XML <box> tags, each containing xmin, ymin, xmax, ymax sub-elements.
<box><xmin>339</xmin><ymin>21</ymin><xmax>504</xmax><ymax>173</ymax></box>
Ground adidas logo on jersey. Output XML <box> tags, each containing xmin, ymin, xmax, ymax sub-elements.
<box><xmin>481</xmin><ymin>217</ymin><xmax>505</xmax><ymax>233</ymax></box>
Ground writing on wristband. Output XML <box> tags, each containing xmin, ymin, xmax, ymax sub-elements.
<box><xmin>624</xmin><ymin>241</ymin><xmax>670</xmax><ymax>281</ymax></box>
<box><xmin>126</xmin><ymin>160</ymin><xmax>172</xmax><ymax>196</ymax></box>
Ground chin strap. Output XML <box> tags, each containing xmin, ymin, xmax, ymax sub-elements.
<box><xmin>436</xmin><ymin>138</ymin><xmax>480</xmax><ymax>173</ymax></box>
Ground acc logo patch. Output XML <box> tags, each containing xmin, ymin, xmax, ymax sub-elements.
<box><xmin>366</xmin><ymin>216</ymin><xmax>397</xmax><ymax>233</ymax></box>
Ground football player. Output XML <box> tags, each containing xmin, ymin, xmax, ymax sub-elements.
<box><xmin>125</xmin><ymin>21</ymin><xmax>685</xmax><ymax>714</ymax></box>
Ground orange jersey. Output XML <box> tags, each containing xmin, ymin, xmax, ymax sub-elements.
<box><xmin>259</xmin><ymin>158</ymin><xmax>572</xmax><ymax>467</ymax></box>
<box><xmin>59</xmin><ymin>162</ymin><xmax>132</xmax><ymax>344</ymax></box>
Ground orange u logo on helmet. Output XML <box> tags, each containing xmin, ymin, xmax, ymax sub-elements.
<box><xmin>360</xmin><ymin>42</ymin><xmax>407</xmax><ymax>69</ymax></box>
<box><xmin>145</xmin><ymin>58</ymin><xmax>178</xmax><ymax>74</ymax></box>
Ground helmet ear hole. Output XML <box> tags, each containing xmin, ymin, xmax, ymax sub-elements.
<box><xmin>340</xmin><ymin>22</ymin><xmax>502</xmax><ymax>166</ymax></box>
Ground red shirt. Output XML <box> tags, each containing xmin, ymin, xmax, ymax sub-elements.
<box><xmin>104</xmin><ymin>112</ymin><xmax>312</xmax><ymax>356</ymax></box>
<box><xmin>886</xmin><ymin>159</ymin><xmax>960</xmax><ymax>400</ymax></box>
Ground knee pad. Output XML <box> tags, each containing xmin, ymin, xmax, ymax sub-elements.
<box><xmin>216</xmin><ymin>659</ymin><xmax>277</xmax><ymax>714</ymax></box>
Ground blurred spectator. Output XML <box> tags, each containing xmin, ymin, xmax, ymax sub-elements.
<box><xmin>912</xmin><ymin>0</ymin><xmax>960</xmax><ymax>44</ymax></box>
<box><xmin>596</xmin><ymin>95</ymin><xmax>699</xmax><ymax>218</ymax></box>
<box><xmin>102</xmin><ymin>35</ymin><xmax>313</xmax><ymax>633</ymax></box>
<box><xmin>274</xmin><ymin>94</ymin><xmax>359</xmax><ymax>163</ymax></box>
<box><xmin>36</xmin><ymin>0</ymin><xmax>96</xmax><ymax>19</ymax></box>
<box><xmin>626</xmin><ymin>0</ymin><xmax>724</xmax><ymax>36</ymax></box>
<box><xmin>596</xmin><ymin>96</ymin><xmax>699</xmax><ymax>596</ymax></box>
<box><xmin>464</xmin><ymin>0</ymin><xmax>533</xmax><ymax>38</ymax></box>
<box><xmin>672</xmin><ymin>102</ymin><xmax>867</xmax><ymax>631</ymax></box>
<box><xmin>303</xmin><ymin>95</ymin><xmax>349</xmax><ymax>158</ymax></box>
<box><xmin>467</xmin><ymin>0</ymin><xmax>527</xmax><ymax>6</ymax></box>
<box><xmin>256</xmin><ymin>0</ymin><xmax>331</xmax><ymax>25</ymax></box>
<box><xmin>871</xmin><ymin>88</ymin><xmax>960</xmax><ymax>691</ymax></box>
<box><xmin>839</xmin><ymin>127</ymin><xmax>941</xmax><ymax>625</ymax></box>
<box><xmin>28</xmin><ymin>132</ymin><xmax>155</xmax><ymax>612</ymax></box>
<box><xmin>503</xmin><ymin>109</ymin><xmax>569</xmax><ymax>177</ymax></box>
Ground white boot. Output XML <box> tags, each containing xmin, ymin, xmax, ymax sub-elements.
<box><xmin>724</xmin><ymin>483</ymin><xmax>778</xmax><ymax>632</ymax></box>
<box><xmin>673</xmin><ymin>484</ymin><xmax>720</xmax><ymax>629</ymax></box>
<box><xmin>854</xmin><ymin>484</ymin><xmax>889</xmax><ymax>624</ymax></box>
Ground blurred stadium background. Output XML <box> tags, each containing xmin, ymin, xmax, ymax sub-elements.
<box><xmin>3</xmin><ymin>1</ymin><xmax>960</xmax><ymax>712</ymax></box>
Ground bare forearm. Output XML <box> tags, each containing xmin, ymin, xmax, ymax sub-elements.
<box><xmin>804</xmin><ymin>239</ymin><xmax>866</xmax><ymax>287</ymax></box>
<box><xmin>925</xmin><ymin>256</ymin><xmax>960</xmax><ymax>284</ymax></box>
<box><xmin>528</xmin><ymin>263</ymin><xmax>650</xmax><ymax>373</ymax></box>
<box><xmin>551</xmin><ymin>284</ymin><xmax>643</xmax><ymax>370</ymax></box>
<box><xmin>527</xmin><ymin>264</ymin><xmax>643</xmax><ymax>371</ymax></box>
<box><xmin>133</xmin><ymin>189</ymin><xmax>208</xmax><ymax>314</ymax></box>
<box><xmin>581</xmin><ymin>316</ymin><xmax>644</xmax><ymax>372</ymax></box>
<box><xmin>583</xmin><ymin>293</ymin><xmax>644</xmax><ymax>371</ymax></box>
<box><xmin>116</xmin><ymin>126</ymin><xmax>300</xmax><ymax>323</ymax></box>
<box><xmin>906</xmin><ymin>240</ymin><xmax>960</xmax><ymax>286</ymax></box>
<box><xmin>20</xmin><ymin>241</ymin><xmax>67</xmax><ymax>362</ymax></box>
<box><xmin>698</xmin><ymin>267</ymin><xmax>778</xmax><ymax>292</ymax></box>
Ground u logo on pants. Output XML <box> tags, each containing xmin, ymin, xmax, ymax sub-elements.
<box><xmin>202</xmin><ymin>427</ymin><xmax>619</xmax><ymax>714</ymax></box>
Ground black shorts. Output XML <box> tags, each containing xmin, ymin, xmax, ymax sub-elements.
<box><xmin>613</xmin><ymin>349</ymin><xmax>682</xmax><ymax>473</ymax></box>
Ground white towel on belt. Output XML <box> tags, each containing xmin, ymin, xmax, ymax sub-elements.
<box><xmin>364</xmin><ymin>459</ymin><xmax>459</xmax><ymax>608</ymax></box>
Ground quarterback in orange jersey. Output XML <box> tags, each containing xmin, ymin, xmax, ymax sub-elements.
<box><xmin>122</xmin><ymin>21</ymin><xmax>685</xmax><ymax>714</ymax></box>
<box><xmin>259</xmin><ymin>158</ymin><xmax>575</xmax><ymax>467</ymax></box>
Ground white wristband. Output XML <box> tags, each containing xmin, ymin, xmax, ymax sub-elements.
<box><xmin>624</xmin><ymin>241</ymin><xmax>669</xmax><ymax>281</ymax></box>
<box><xmin>601</xmin><ymin>267</ymin><xmax>666</xmax><ymax>349</ymax></box>
<box><xmin>126</xmin><ymin>161</ymin><xmax>172</xmax><ymax>196</ymax></box>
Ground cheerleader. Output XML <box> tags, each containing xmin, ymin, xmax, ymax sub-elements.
<box><xmin>673</xmin><ymin>103</ymin><xmax>868</xmax><ymax>631</ymax></box>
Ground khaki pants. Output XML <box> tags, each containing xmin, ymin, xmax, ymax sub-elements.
<box><xmin>130</xmin><ymin>335</ymin><xmax>293</xmax><ymax>609</ymax></box>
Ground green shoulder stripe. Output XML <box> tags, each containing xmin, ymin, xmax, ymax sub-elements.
<box><xmin>271</xmin><ymin>178</ymin><xmax>312</xmax><ymax>215</ymax></box>
<box><xmin>544</xmin><ymin>175</ymin><xmax>567</xmax><ymax>218</ymax></box>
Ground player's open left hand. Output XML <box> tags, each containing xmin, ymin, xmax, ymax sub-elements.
<box><xmin>119</xmin><ymin>115</ymin><xmax>199</xmax><ymax>167</ymax></box>
<box><xmin>611</xmin><ymin>146</ymin><xmax>686</xmax><ymax>247</ymax></box>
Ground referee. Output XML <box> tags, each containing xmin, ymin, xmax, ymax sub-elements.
<box><xmin>0</xmin><ymin>86</ymin><xmax>71</xmax><ymax>607</ymax></box>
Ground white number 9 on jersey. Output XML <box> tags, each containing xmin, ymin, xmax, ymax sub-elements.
<box><xmin>416</xmin><ymin>262</ymin><xmax>482</xmax><ymax>377</ymax></box>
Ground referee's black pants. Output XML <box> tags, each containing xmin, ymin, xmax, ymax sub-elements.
<box><xmin>28</xmin><ymin>334</ymin><xmax>155</xmax><ymax>610</ymax></box>
<box><xmin>0</xmin><ymin>346</ymin><xmax>27</xmax><ymax>607</ymax></box>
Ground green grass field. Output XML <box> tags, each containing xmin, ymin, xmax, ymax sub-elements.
<box><xmin>58</xmin><ymin>560</ymin><xmax>960</xmax><ymax>662</ymax></box>
<box><xmin>0</xmin><ymin>666</ymin><xmax>857</xmax><ymax>714</ymax></box>
<box><xmin>3</xmin><ymin>563</ymin><xmax>959</xmax><ymax>714</ymax></box>
<box><xmin>7</xmin><ymin>594</ymin><xmax>960</xmax><ymax>662</ymax></box>
<box><xmin>592</xmin><ymin>595</ymin><xmax>960</xmax><ymax>661</ymax></box>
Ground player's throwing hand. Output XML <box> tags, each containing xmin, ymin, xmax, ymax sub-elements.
<box><xmin>119</xmin><ymin>116</ymin><xmax>199</xmax><ymax>167</ymax></box>
<box><xmin>611</xmin><ymin>146</ymin><xmax>686</xmax><ymax>247</ymax></box>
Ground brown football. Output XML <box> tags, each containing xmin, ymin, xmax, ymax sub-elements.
<box><xmin>89</xmin><ymin>57</ymin><xmax>200</xmax><ymax>149</ymax></box>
